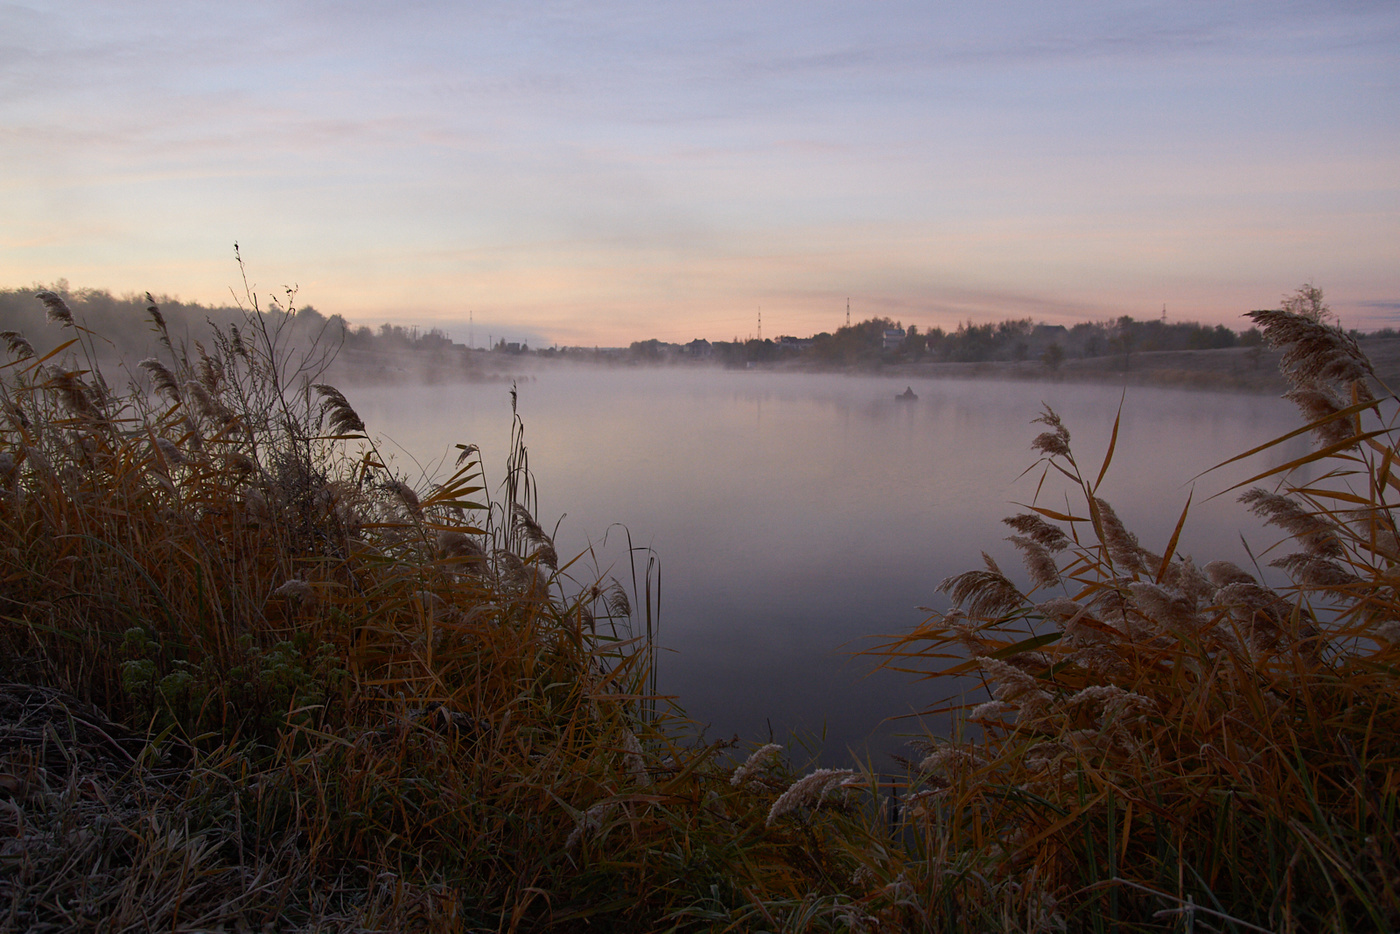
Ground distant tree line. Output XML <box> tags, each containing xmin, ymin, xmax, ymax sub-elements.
<box><xmin>6</xmin><ymin>282</ymin><xmax>1395</xmax><ymax>374</ymax></box>
<box><xmin>0</xmin><ymin>285</ymin><xmax>465</xmax><ymax>367</ymax></box>
<box><xmin>627</xmin><ymin>315</ymin><xmax>1276</xmax><ymax>368</ymax></box>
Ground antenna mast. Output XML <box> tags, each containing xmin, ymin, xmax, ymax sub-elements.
<box><xmin>846</xmin><ymin>297</ymin><xmax>850</xmax><ymax>329</ymax></box>
<box><xmin>469</xmin><ymin>310</ymin><xmax>474</xmax><ymax>349</ymax></box>
<box><xmin>758</xmin><ymin>305</ymin><xmax>762</xmax><ymax>341</ymax></box>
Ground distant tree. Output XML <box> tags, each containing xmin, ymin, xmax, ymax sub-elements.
<box><xmin>1281</xmin><ymin>282</ymin><xmax>1331</xmax><ymax>323</ymax></box>
<box><xmin>1112</xmin><ymin>316</ymin><xmax>1136</xmax><ymax>370</ymax></box>
<box><xmin>901</xmin><ymin>324</ymin><xmax>927</xmax><ymax>356</ymax></box>
<box><xmin>1041</xmin><ymin>343</ymin><xmax>1065</xmax><ymax>371</ymax></box>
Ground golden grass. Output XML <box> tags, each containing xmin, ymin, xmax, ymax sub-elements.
<box><xmin>876</xmin><ymin>308</ymin><xmax>1400</xmax><ymax>931</ymax></box>
<box><xmin>6</xmin><ymin>287</ymin><xmax>1398</xmax><ymax>931</ymax></box>
<box><xmin>0</xmin><ymin>292</ymin><xmax>911</xmax><ymax>932</ymax></box>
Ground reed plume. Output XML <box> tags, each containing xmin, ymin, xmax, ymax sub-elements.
<box><xmin>312</xmin><ymin>383</ymin><xmax>365</xmax><ymax>434</ymax></box>
<box><xmin>0</xmin><ymin>330</ymin><xmax>34</xmax><ymax>360</ymax></box>
<box><xmin>145</xmin><ymin>293</ymin><xmax>173</xmax><ymax>352</ymax></box>
<box><xmin>765</xmin><ymin>768</ymin><xmax>855</xmax><ymax>826</ymax></box>
<box><xmin>138</xmin><ymin>357</ymin><xmax>182</xmax><ymax>404</ymax></box>
<box><xmin>34</xmin><ymin>290</ymin><xmax>74</xmax><ymax>327</ymax></box>
<box><xmin>1249</xmin><ymin>308</ymin><xmax>1374</xmax><ymax>389</ymax></box>
<box><xmin>939</xmin><ymin>553</ymin><xmax>1026</xmax><ymax>618</ymax></box>
<box><xmin>730</xmin><ymin>743</ymin><xmax>783</xmax><ymax>787</ymax></box>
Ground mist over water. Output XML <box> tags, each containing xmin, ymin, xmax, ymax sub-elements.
<box><xmin>353</xmin><ymin>367</ymin><xmax>1311</xmax><ymax>767</ymax></box>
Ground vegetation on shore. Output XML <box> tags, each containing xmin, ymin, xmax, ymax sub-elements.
<box><xmin>876</xmin><ymin>306</ymin><xmax>1400</xmax><ymax>931</ymax></box>
<box><xmin>0</xmin><ymin>284</ymin><xmax>1397</xmax><ymax>931</ymax></box>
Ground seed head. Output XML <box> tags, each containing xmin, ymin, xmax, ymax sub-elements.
<box><xmin>731</xmin><ymin>743</ymin><xmax>784</xmax><ymax>787</ymax></box>
<box><xmin>766</xmin><ymin>768</ymin><xmax>855</xmax><ymax>826</ymax></box>
<box><xmin>35</xmin><ymin>290</ymin><xmax>74</xmax><ymax>327</ymax></box>
<box><xmin>0</xmin><ymin>331</ymin><xmax>34</xmax><ymax>360</ymax></box>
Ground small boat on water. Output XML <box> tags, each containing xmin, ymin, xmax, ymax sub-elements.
<box><xmin>896</xmin><ymin>386</ymin><xmax>918</xmax><ymax>401</ymax></box>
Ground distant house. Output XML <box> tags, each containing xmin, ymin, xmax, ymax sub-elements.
<box><xmin>882</xmin><ymin>327</ymin><xmax>906</xmax><ymax>352</ymax></box>
<box><xmin>683</xmin><ymin>338</ymin><xmax>714</xmax><ymax>359</ymax></box>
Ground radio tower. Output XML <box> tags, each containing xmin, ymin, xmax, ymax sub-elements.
<box><xmin>846</xmin><ymin>297</ymin><xmax>850</xmax><ymax>328</ymax></box>
<box><xmin>758</xmin><ymin>305</ymin><xmax>762</xmax><ymax>341</ymax></box>
<box><xmin>469</xmin><ymin>310</ymin><xmax>474</xmax><ymax>350</ymax></box>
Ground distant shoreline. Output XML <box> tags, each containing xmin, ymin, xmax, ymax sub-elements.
<box><xmin>325</xmin><ymin>339</ymin><xmax>1400</xmax><ymax>397</ymax></box>
<box><xmin>892</xmin><ymin>338</ymin><xmax>1400</xmax><ymax>395</ymax></box>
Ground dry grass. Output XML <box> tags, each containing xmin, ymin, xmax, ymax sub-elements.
<box><xmin>0</xmin><ymin>293</ymin><xmax>906</xmax><ymax>932</ymax></box>
<box><xmin>876</xmin><ymin>308</ymin><xmax>1400</xmax><ymax>931</ymax></box>
<box><xmin>7</xmin><ymin>287</ymin><xmax>1398</xmax><ymax>931</ymax></box>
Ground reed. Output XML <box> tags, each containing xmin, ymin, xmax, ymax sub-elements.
<box><xmin>875</xmin><ymin>308</ymin><xmax>1400</xmax><ymax>931</ymax></box>
<box><xmin>9</xmin><ymin>283</ymin><xmax>1391</xmax><ymax>931</ymax></box>
<box><xmin>0</xmin><ymin>291</ymin><xmax>901</xmax><ymax>932</ymax></box>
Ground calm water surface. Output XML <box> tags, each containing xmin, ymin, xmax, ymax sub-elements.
<box><xmin>354</xmin><ymin>368</ymin><xmax>1309</xmax><ymax>766</ymax></box>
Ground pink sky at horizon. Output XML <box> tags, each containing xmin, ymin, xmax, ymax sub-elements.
<box><xmin>3</xmin><ymin>1</ymin><xmax>1397</xmax><ymax>347</ymax></box>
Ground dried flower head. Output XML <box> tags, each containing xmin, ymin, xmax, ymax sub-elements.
<box><xmin>940</xmin><ymin>554</ymin><xmax>1026</xmax><ymax>618</ymax></box>
<box><xmin>2</xmin><ymin>399</ymin><xmax>29</xmax><ymax>431</ymax></box>
<box><xmin>183</xmin><ymin>380</ymin><xmax>232</xmax><ymax>423</ymax></box>
<box><xmin>1248</xmin><ymin>309</ymin><xmax>1373</xmax><ymax>390</ymax></box>
<box><xmin>1239</xmin><ymin>489</ymin><xmax>1342</xmax><ymax>558</ymax></box>
<box><xmin>1126</xmin><ymin>581</ymin><xmax>1200</xmax><ymax>633</ymax></box>
<box><xmin>223</xmin><ymin>451</ymin><xmax>256</xmax><ymax>476</ymax></box>
<box><xmin>1007</xmin><ymin>534</ymin><xmax>1062</xmax><ymax>588</ymax></box>
<box><xmin>766</xmin><ymin>768</ymin><xmax>855</xmax><ymax>826</ymax></box>
<box><xmin>1269</xmin><ymin>552</ymin><xmax>1360</xmax><ymax>589</ymax></box>
<box><xmin>1031</xmin><ymin>406</ymin><xmax>1071</xmax><ymax>458</ymax></box>
<box><xmin>437</xmin><ymin>530</ymin><xmax>486</xmax><ymax>561</ymax></box>
<box><xmin>152</xmin><ymin>437</ymin><xmax>185</xmax><ymax>466</ymax></box>
<box><xmin>1160</xmin><ymin>556</ymin><xmax>1215</xmax><ymax>607</ymax></box>
<box><xmin>1373</xmin><ymin>619</ymin><xmax>1400</xmax><ymax>646</ymax></box>
<box><xmin>454</xmin><ymin>443</ymin><xmax>480</xmax><ymax>467</ymax></box>
<box><xmin>1093</xmin><ymin>498</ymin><xmax>1144</xmax><ymax>571</ymax></box>
<box><xmin>1003</xmin><ymin>513</ymin><xmax>1070</xmax><ymax>552</ymax></box>
<box><xmin>196</xmin><ymin>346</ymin><xmax>225</xmax><ymax>393</ymax></box>
<box><xmin>0</xmin><ymin>331</ymin><xmax>34</xmax><ymax>360</ymax></box>
<box><xmin>46</xmin><ymin>371</ymin><xmax>98</xmax><ymax>417</ymax></box>
<box><xmin>313</xmin><ymin>384</ymin><xmax>366</xmax><ymax>434</ymax></box>
<box><xmin>603</xmin><ymin>579</ymin><xmax>631</xmax><ymax>618</ymax></box>
<box><xmin>1284</xmin><ymin>386</ymin><xmax>1359</xmax><ymax>448</ymax></box>
<box><xmin>565</xmin><ymin>801</ymin><xmax>618</xmax><ymax>850</ymax></box>
<box><xmin>620</xmin><ymin>731</ymin><xmax>649</xmax><ymax>785</ymax></box>
<box><xmin>145</xmin><ymin>294</ymin><xmax>172</xmax><ymax>351</ymax></box>
<box><xmin>138</xmin><ymin>358</ymin><xmax>182</xmax><ymax>404</ymax></box>
<box><xmin>512</xmin><ymin>503</ymin><xmax>557</xmax><ymax>567</ymax></box>
<box><xmin>1203</xmin><ymin>560</ymin><xmax>1255</xmax><ymax>588</ymax></box>
<box><xmin>731</xmin><ymin>743</ymin><xmax>784</xmax><ymax>786</ymax></box>
<box><xmin>35</xmin><ymin>290</ymin><xmax>74</xmax><ymax>327</ymax></box>
<box><xmin>917</xmin><ymin>746</ymin><xmax>986</xmax><ymax>775</ymax></box>
<box><xmin>272</xmin><ymin>579</ymin><xmax>314</xmax><ymax>601</ymax></box>
<box><xmin>969</xmin><ymin>700</ymin><xmax>1015</xmax><ymax>721</ymax></box>
<box><xmin>384</xmin><ymin>479</ymin><xmax>421</xmax><ymax>514</ymax></box>
<box><xmin>975</xmin><ymin>655</ymin><xmax>1047</xmax><ymax>703</ymax></box>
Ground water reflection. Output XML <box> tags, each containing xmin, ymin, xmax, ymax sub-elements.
<box><xmin>354</xmin><ymin>369</ymin><xmax>1310</xmax><ymax>766</ymax></box>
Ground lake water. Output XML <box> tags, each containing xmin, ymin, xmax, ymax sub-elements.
<box><xmin>352</xmin><ymin>367</ymin><xmax>1310</xmax><ymax>767</ymax></box>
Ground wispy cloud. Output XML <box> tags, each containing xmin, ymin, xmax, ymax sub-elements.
<box><xmin>2</xmin><ymin>0</ymin><xmax>1397</xmax><ymax>345</ymax></box>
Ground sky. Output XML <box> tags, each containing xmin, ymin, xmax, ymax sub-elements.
<box><xmin>2</xmin><ymin>1</ymin><xmax>1398</xmax><ymax>347</ymax></box>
